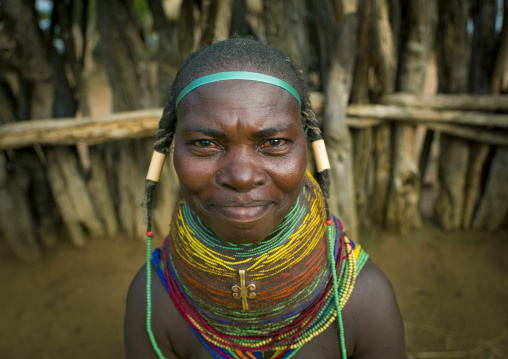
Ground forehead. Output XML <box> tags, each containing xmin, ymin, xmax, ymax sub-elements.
<box><xmin>177</xmin><ymin>80</ymin><xmax>302</xmax><ymax>130</ymax></box>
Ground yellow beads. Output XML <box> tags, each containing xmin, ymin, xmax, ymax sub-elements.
<box><xmin>174</xmin><ymin>186</ymin><xmax>325</xmax><ymax>282</ymax></box>
<box><xmin>339</xmin><ymin>237</ymin><xmax>357</xmax><ymax>309</ymax></box>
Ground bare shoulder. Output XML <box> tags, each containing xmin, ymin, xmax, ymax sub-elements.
<box><xmin>124</xmin><ymin>265</ymin><xmax>179</xmax><ymax>359</ymax></box>
<box><xmin>342</xmin><ymin>260</ymin><xmax>406</xmax><ymax>358</ymax></box>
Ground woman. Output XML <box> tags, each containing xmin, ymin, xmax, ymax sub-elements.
<box><xmin>125</xmin><ymin>38</ymin><xmax>405</xmax><ymax>359</ymax></box>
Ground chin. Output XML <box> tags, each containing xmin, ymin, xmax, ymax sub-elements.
<box><xmin>207</xmin><ymin>217</ymin><xmax>275</xmax><ymax>244</ymax></box>
<box><xmin>187</xmin><ymin>191</ymin><xmax>302</xmax><ymax>244</ymax></box>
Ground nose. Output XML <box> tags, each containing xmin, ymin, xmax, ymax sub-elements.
<box><xmin>216</xmin><ymin>147</ymin><xmax>266</xmax><ymax>192</ymax></box>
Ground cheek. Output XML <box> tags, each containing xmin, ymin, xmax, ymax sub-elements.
<box><xmin>270</xmin><ymin>144</ymin><xmax>308</xmax><ymax>193</ymax></box>
<box><xmin>173</xmin><ymin>148</ymin><xmax>215</xmax><ymax>194</ymax></box>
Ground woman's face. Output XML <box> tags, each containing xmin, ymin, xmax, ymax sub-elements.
<box><xmin>173</xmin><ymin>79</ymin><xmax>307</xmax><ymax>244</ymax></box>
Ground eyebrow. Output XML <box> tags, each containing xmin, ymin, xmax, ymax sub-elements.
<box><xmin>184</xmin><ymin>124</ymin><xmax>228</xmax><ymax>138</ymax></box>
<box><xmin>184</xmin><ymin>123</ymin><xmax>295</xmax><ymax>138</ymax></box>
<box><xmin>255</xmin><ymin>124</ymin><xmax>295</xmax><ymax>137</ymax></box>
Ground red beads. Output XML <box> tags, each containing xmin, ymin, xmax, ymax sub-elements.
<box><xmin>146</xmin><ymin>231</ymin><xmax>153</xmax><ymax>237</ymax></box>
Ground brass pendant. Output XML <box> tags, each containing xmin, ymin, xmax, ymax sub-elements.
<box><xmin>232</xmin><ymin>269</ymin><xmax>256</xmax><ymax>311</ymax></box>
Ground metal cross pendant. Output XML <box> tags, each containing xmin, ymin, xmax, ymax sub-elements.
<box><xmin>232</xmin><ymin>269</ymin><xmax>256</xmax><ymax>311</ymax></box>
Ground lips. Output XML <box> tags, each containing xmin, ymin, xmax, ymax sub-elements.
<box><xmin>210</xmin><ymin>201</ymin><xmax>274</xmax><ymax>223</ymax></box>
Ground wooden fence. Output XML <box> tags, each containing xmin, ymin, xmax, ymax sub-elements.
<box><xmin>1</xmin><ymin>92</ymin><xmax>507</xmax><ymax>262</ymax></box>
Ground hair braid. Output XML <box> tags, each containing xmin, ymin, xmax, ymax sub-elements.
<box><xmin>145</xmin><ymin>95</ymin><xmax>178</xmax><ymax>234</ymax></box>
<box><xmin>301</xmin><ymin>99</ymin><xmax>331</xmax><ymax>220</ymax></box>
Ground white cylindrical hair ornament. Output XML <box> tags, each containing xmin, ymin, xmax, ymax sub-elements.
<box><xmin>312</xmin><ymin>139</ymin><xmax>330</xmax><ymax>173</ymax></box>
<box><xmin>146</xmin><ymin>151</ymin><xmax>167</xmax><ymax>182</ymax></box>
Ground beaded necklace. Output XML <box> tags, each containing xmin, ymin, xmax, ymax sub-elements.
<box><xmin>151</xmin><ymin>174</ymin><xmax>369</xmax><ymax>359</ymax></box>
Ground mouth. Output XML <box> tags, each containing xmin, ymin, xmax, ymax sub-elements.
<box><xmin>211</xmin><ymin>202</ymin><xmax>274</xmax><ymax>223</ymax></box>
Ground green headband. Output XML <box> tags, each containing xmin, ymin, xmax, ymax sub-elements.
<box><xmin>175</xmin><ymin>71</ymin><xmax>302</xmax><ymax>110</ymax></box>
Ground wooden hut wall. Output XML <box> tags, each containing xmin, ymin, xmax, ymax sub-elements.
<box><xmin>0</xmin><ymin>0</ymin><xmax>507</xmax><ymax>261</ymax></box>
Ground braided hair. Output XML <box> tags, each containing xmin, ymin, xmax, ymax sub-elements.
<box><xmin>145</xmin><ymin>37</ymin><xmax>331</xmax><ymax>235</ymax></box>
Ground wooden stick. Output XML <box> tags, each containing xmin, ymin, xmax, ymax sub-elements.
<box><xmin>381</xmin><ymin>93</ymin><xmax>508</xmax><ymax>112</ymax></box>
<box><xmin>346</xmin><ymin>104</ymin><xmax>508</xmax><ymax>127</ymax></box>
<box><xmin>346</xmin><ymin>119</ymin><xmax>508</xmax><ymax>146</ymax></box>
<box><xmin>425</xmin><ymin>123</ymin><xmax>508</xmax><ymax>147</ymax></box>
<box><xmin>0</xmin><ymin>109</ymin><xmax>162</xmax><ymax>150</ymax></box>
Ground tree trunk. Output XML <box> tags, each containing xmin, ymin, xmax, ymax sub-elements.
<box><xmin>368</xmin><ymin>0</ymin><xmax>396</xmax><ymax>226</ymax></box>
<box><xmin>370</xmin><ymin>0</ymin><xmax>396</xmax><ymax>99</ymax></box>
<box><xmin>54</xmin><ymin>0</ymin><xmax>92</xmax><ymax>175</ymax></box>
<box><xmin>372</xmin><ymin>124</ymin><xmax>392</xmax><ymax>224</ymax></box>
<box><xmin>88</xmin><ymin>148</ymin><xmax>119</xmax><ymax>237</ymax></box>
<box><xmin>467</xmin><ymin>0</ymin><xmax>501</xmax><ymax>230</ymax></box>
<box><xmin>469</xmin><ymin>0</ymin><xmax>498</xmax><ymax>94</ymax></box>
<box><xmin>388</xmin><ymin>0</ymin><xmax>401</xmax><ymax>56</ymax></box>
<box><xmin>468</xmin><ymin>0</ymin><xmax>508</xmax><ymax>232</ymax></box>
<box><xmin>200</xmin><ymin>0</ymin><xmax>234</xmax><ymax>45</ymax></box>
<box><xmin>385</xmin><ymin>0</ymin><xmax>435</xmax><ymax>233</ymax></box>
<box><xmin>46</xmin><ymin>148</ymin><xmax>106</xmax><ymax>246</ymax></box>
<box><xmin>435</xmin><ymin>0</ymin><xmax>470</xmax><ymax>94</ymax></box>
<box><xmin>14</xmin><ymin>150</ymin><xmax>59</xmax><ymax>247</ymax></box>
<box><xmin>0</xmin><ymin>0</ymin><xmax>64</xmax><ymax>254</ymax></box>
<box><xmin>490</xmin><ymin>0</ymin><xmax>508</xmax><ymax>94</ymax></box>
<box><xmin>434</xmin><ymin>137</ymin><xmax>470</xmax><ymax>229</ymax></box>
<box><xmin>231</xmin><ymin>0</ymin><xmax>251</xmax><ymax>37</ymax></box>
<box><xmin>148</xmin><ymin>0</ymin><xmax>195</xmax><ymax>104</ymax></box>
<box><xmin>308</xmin><ymin>0</ymin><xmax>336</xmax><ymax>90</ymax></box>
<box><xmin>323</xmin><ymin>13</ymin><xmax>359</xmax><ymax>240</ymax></box>
<box><xmin>0</xmin><ymin>155</ymin><xmax>42</xmax><ymax>262</ymax></box>
<box><xmin>330</xmin><ymin>0</ymin><xmax>359</xmax><ymax>21</ymax></box>
<box><xmin>350</xmin><ymin>0</ymin><xmax>372</xmax><ymax>227</ymax></box>
<box><xmin>1</xmin><ymin>0</ymin><xmax>55</xmax><ymax>117</ymax></box>
<box><xmin>96</xmin><ymin>0</ymin><xmax>155</xmax><ymax>112</ymax></box>
<box><xmin>351</xmin><ymin>0</ymin><xmax>370</xmax><ymax>105</ymax></box>
<box><xmin>148</xmin><ymin>0</ymin><xmax>179</xmax><ymax>105</ymax></box>
<box><xmin>462</xmin><ymin>143</ymin><xmax>490</xmax><ymax>229</ymax></box>
<box><xmin>97</xmin><ymin>0</ymin><xmax>157</xmax><ymax>238</ymax></box>
<box><xmin>472</xmin><ymin>147</ymin><xmax>508</xmax><ymax>231</ymax></box>
<box><xmin>0</xmin><ymin>74</ymin><xmax>18</xmax><ymax>125</ymax></box>
<box><xmin>433</xmin><ymin>0</ymin><xmax>470</xmax><ymax>230</ymax></box>
<box><xmin>352</xmin><ymin>127</ymin><xmax>373</xmax><ymax>227</ymax></box>
<box><xmin>264</xmin><ymin>0</ymin><xmax>311</xmax><ymax>77</ymax></box>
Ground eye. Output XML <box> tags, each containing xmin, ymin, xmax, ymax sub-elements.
<box><xmin>263</xmin><ymin>139</ymin><xmax>287</xmax><ymax>147</ymax></box>
<box><xmin>187</xmin><ymin>139</ymin><xmax>221</xmax><ymax>156</ymax></box>
<box><xmin>193</xmin><ymin>139</ymin><xmax>216</xmax><ymax>148</ymax></box>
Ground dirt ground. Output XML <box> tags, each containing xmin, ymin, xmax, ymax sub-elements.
<box><xmin>1</xmin><ymin>66</ymin><xmax>507</xmax><ymax>359</ymax></box>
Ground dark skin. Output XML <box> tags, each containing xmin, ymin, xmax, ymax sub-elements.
<box><xmin>173</xmin><ymin>79</ymin><xmax>308</xmax><ymax>244</ymax></box>
<box><xmin>125</xmin><ymin>79</ymin><xmax>405</xmax><ymax>358</ymax></box>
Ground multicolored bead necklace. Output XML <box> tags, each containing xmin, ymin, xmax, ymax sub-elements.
<box><xmin>147</xmin><ymin>174</ymin><xmax>368</xmax><ymax>359</ymax></box>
